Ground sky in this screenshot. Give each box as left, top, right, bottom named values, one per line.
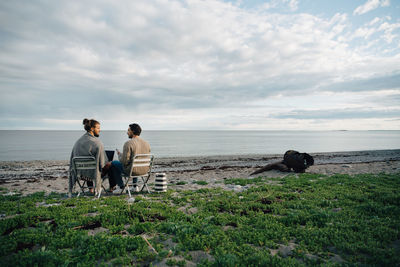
left=0, top=0, right=399, bottom=130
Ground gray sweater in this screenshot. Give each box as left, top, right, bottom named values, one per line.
left=69, top=132, right=107, bottom=195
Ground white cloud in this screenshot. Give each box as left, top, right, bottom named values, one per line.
left=353, top=16, right=400, bottom=48
left=260, top=0, right=299, bottom=12
left=288, top=0, right=299, bottom=11
left=354, top=0, right=390, bottom=15
left=0, top=0, right=399, bottom=130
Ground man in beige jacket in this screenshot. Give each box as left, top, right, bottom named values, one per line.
left=109, top=123, right=151, bottom=193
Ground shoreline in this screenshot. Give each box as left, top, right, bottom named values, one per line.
left=0, top=149, right=399, bottom=195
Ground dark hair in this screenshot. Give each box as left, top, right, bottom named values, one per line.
left=129, top=123, right=142, bottom=136
left=83, top=118, right=100, bottom=132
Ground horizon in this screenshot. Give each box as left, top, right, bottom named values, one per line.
left=0, top=129, right=399, bottom=132
left=1, top=0, right=399, bottom=131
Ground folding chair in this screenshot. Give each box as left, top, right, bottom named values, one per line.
left=121, top=154, right=154, bottom=198
left=71, top=156, right=97, bottom=197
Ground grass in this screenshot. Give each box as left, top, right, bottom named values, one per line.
left=0, top=173, right=399, bottom=266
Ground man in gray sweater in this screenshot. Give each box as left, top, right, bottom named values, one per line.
left=69, top=119, right=108, bottom=197
left=109, top=123, right=151, bottom=193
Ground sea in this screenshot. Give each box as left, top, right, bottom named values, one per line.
left=0, top=130, right=399, bottom=161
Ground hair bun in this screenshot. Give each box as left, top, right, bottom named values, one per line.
left=83, top=118, right=89, bottom=125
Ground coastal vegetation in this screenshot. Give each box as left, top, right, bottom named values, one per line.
left=0, top=172, right=399, bottom=266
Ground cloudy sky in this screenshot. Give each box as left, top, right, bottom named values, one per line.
left=0, top=0, right=399, bottom=130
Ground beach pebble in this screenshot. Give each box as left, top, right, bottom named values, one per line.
left=278, top=245, right=293, bottom=257
left=36, top=202, right=61, bottom=207
left=188, top=207, right=198, bottom=214
left=233, top=185, right=243, bottom=192
left=305, top=254, right=319, bottom=261
left=330, top=254, right=345, bottom=263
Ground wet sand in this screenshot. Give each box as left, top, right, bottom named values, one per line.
left=0, top=149, right=399, bottom=195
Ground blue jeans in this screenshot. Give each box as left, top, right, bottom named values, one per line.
left=109, top=161, right=137, bottom=189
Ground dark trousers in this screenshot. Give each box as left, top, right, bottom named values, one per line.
left=108, top=161, right=138, bottom=189
left=108, top=161, right=124, bottom=188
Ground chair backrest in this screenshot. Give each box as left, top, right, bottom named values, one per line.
left=72, top=156, right=97, bottom=177
left=129, top=154, right=154, bottom=176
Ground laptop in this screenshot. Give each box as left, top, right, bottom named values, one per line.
left=105, top=150, right=115, bottom=162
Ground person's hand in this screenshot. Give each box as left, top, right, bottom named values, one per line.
left=116, top=149, right=121, bottom=155
left=101, top=162, right=112, bottom=177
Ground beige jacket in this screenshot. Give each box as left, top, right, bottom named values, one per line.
left=119, top=136, right=151, bottom=175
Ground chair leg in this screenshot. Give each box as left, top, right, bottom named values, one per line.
left=121, top=177, right=132, bottom=198
left=127, top=186, right=132, bottom=198
left=126, top=181, right=132, bottom=198
left=76, top=179, right=86, bottom=197
left=97, top=188, right=102, bottom=199
left=140, top=176, right=151, bottom=193
left=144, top=183, right=150, bottom=193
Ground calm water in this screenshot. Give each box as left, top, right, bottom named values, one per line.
left=0, top=130, right=399, bottom=161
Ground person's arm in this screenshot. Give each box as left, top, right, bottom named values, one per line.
left=116, top=148, right=121, bottom=161
left=120, top=142, right=131, bottom=168
left=68, top=150, right=74, bottom=197
left=98, top=143, right=106, bottom=170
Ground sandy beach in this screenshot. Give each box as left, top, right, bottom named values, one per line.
left=1, top=149, right=399, bottom=196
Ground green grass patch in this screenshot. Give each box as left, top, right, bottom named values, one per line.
left=224, top=176, right=265, bottom=186
left=1, top=173, right=399, bottom=266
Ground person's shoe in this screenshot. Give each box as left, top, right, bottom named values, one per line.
left=133, top=186, right=140, bottom=192
left=112, top=187, right=124, bottom=194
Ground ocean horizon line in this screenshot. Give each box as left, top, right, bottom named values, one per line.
left=1, top=129, right=399, bottom=132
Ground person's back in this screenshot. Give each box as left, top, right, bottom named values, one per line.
left=69, top=119, right=106, bottom=196
left=71, top=133, right=103, bottom=159
left=121, top=136, right=151, bottom=175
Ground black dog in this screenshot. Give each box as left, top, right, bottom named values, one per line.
left=251, top=150, right=314, bottom=175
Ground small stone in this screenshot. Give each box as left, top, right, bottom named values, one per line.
left=188, top=207, right=198, bottom=214
left=330, top=254, right=345, bottom=263
left=279, top=245, right=293, bottom=257
left=305, top=254, right=319, bottom=261
left=233, top=185, right=242, bottom=192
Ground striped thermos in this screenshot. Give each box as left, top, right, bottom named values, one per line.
left=154, top=173, right=167, bottom=192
